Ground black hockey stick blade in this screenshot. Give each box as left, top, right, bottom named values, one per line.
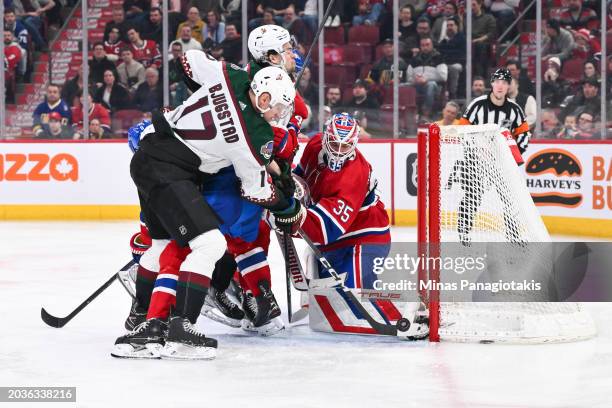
left=41, top=260, right=136, bottom=328
left=298, top=229, right=405, bottom=336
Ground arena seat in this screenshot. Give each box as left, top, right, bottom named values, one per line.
left=348, top=25, right=380, bottom=46
left=561, top=58, right=586, bottom=83
left=341, top=44, right=373, bottom=64
left=377, top=104, right=409, bottom=134
left=382, top=85, right=417, bottom=107
left=323, top=27, right=345, bottom=46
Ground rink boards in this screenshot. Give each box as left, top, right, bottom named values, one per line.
left=0, top=139, right=610, bottom=237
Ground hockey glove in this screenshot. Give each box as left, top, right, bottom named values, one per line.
left=272, top=198, right=306, bottom=235
left=270, top=159, right=296, bottom=199
left=130, top=232, right=151, bottom=263
left=272, top=123, right=299, bottom=161
left=128, top=119, right=152, bottom=153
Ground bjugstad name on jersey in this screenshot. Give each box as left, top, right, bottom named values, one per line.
left=209, top=83, right=239, bottom=143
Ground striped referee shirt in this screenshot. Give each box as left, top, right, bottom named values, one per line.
left=459, top=93, right=531, bottom=153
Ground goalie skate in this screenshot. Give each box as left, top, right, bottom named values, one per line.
left=201, top=286, right=244, bottom=328
left=160, top=317, right=217, bottom=360
left=111, top=318, right=166, bottom=359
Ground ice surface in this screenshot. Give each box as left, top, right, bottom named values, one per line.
left=1, top=222, right=610, bottom=408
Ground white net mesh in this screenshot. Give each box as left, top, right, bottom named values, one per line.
left=430, top=124, right=596, bottom=343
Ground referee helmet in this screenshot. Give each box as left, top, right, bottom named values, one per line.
left=490, top=68, right=512, bottom=84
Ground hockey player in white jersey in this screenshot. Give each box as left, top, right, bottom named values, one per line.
left=112, top=53, right=302, bottom=359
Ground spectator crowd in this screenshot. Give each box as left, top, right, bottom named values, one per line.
left=3, top=0, right=611, bottom=139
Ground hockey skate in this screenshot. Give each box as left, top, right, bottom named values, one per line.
left=201, top=286, right=245, bottom=328
left=240, top=280, right=284, bottom=336
left=124, top=299, right=147, bottom=331
left=111, top=318, right=167, bottom=359
left=160, top=317, right=217, bottom=360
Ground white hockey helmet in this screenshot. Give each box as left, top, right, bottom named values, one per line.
left=248, top=25, right=294, bottom=69
left=250, top=66, right=296, bottom=120
left=323, top=112, right=360, bottom=172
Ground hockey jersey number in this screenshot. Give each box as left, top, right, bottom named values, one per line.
left=332, top=200, right=353, bottom=223
left=173, top=96, right=217, bottom=140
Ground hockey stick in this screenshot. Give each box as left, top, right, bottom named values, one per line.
left=282, top=231, right=294, bottom=323
left=41, top=260, right=136, bottom=328
left=294, top=0, right=337, bottom=85
left=276, top=231, right=308, bottom=291
left=297, top=229, right=410, bottom=336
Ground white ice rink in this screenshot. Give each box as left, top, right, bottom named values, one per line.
left=1, top=221, right=611, bottom=408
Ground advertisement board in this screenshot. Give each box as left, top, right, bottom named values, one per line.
left=1, top=140, right=610, bottom=236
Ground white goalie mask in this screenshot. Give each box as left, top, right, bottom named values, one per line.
left=248, top=25, right=295, bottom=71
left=322, top=113, right=360, bottom=172
left=250, top=66, right=296, bottom=120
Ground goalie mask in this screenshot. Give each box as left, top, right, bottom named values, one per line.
left=248, top=25, right=296, bottom=72
left=323, top=113, right=359, bottom=172
left=250, top=66, right=296, bottom=120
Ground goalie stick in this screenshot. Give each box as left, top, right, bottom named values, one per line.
left=297, top=228, right=411, bottom=336
left=41, top=260, right=136, bottom=328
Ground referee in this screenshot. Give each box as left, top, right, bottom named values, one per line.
left=459, top=68, right=531, bottom=154
left=456, top=68, right=529, bottom=245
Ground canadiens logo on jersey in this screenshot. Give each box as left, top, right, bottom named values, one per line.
left=260, top=140, right=274, bottom=159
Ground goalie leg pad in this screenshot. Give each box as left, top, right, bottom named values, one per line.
left=315, top=243, right=390, bottom=289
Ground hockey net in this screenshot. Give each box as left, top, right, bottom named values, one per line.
left=417, top=123, right=596, bottom=343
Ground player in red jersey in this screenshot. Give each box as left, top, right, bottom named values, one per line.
left=267, top=112, right=396, bottom=335
left=126, top=26, right=161, bottom=69
left=290, top=112, right=391, bottom=288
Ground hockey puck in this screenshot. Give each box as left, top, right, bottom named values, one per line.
left=396, top=318, right=411, bottom=332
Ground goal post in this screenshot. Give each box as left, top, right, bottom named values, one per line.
left=417, top=123, right=596, bottom=343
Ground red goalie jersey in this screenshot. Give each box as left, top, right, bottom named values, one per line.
left=294, top=134, right=390, bottom=252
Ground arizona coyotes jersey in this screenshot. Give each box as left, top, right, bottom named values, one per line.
left=295, top=134, right=390, bottom=251
left=142, top=56, right=278, bottom=206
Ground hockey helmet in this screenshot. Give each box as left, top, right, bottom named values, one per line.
left=250, top=66, right=296, bottom=119
left=323, top=112, right=360, bottom=172
left=248, top=25, right=295, bottom=69
left=490, top=68, right=512, bottom=84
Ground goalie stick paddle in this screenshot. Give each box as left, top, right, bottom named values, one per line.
left=41, top=260, right=136, bottom=328
left=297, top=229, right=411, bottom=336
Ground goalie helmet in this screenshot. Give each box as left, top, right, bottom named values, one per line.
left=323, top=112, right=360, bottom=172
left=248, top=25, right=294, bottom=70
left=250, top=66, right=296, bottom=120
